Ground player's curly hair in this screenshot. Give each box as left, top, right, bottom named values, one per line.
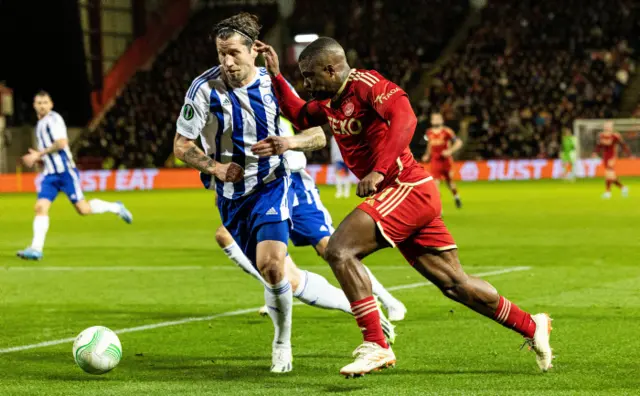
left=210, top=13, right=261, bottom=49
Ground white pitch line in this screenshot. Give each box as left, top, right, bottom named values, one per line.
left=2, top=265, right=501, bottom=272
left=2, top=266, right=206, bottom=272
left=0, top=266, right=530, bottom=354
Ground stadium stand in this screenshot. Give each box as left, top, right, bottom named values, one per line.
left=419, top=0, right=639, bottom=159
left=75, top=0, right=639, bottom=167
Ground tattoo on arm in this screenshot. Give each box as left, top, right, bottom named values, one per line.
left=289, top=127, right=326, bottom=152
left=174, top=134, right=216, bottom=174
left=42, top=139, right=68, bottom=155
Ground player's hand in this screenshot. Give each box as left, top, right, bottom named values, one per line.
left=251, top=136, right=291, bottom=157
left=214, top=162, right=244, bottom=183
left=421, top=154, right=430, bottom=163
left=22, top=149, right=41, bottom=168
left=357, top=171, right=384, bottom=198
left=441, top=150, right=452, bottom=158
left=254, top=40, right=280, bottom=77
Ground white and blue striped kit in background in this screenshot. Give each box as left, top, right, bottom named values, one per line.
left=36, top=111, right=84, bottom=203
left=36, top=111, right=76, bottom=175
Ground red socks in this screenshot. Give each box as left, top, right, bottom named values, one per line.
left=493, top=296, right=536, bottom=339
left=351, top=296, right=388, bottom=348
left=606, top=179, right=624, bottom=191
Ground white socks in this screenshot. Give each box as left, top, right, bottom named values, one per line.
left=293, top=270, right=352, bottom=314
left=30, top=215, right=49, bottom=252
left=222, top=242, right=266, bottom=285
left=264, top=279, right=293, bottom=347
left=364, top=265, right=402, bottom=309
left=88, top=199, right=121, bottom=214
left=335, top=174, right=351, bottom=197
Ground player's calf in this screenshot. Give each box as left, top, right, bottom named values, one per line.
left=412, top=249, right=552, bottom=371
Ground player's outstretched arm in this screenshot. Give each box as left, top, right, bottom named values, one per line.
left=173, top=133, right=243, bottom=182
left=255, top=40, right=326, bottom=130
left=445, top=138, right=463, bottom=158
left=617, top=134, right=633, bottom=157
left=252, top=127, right=326, bottom=157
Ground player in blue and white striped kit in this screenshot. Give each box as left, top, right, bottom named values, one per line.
left=215, top=117, right=407, bottom=325
left=173, top=13, right=319, bottom=373
left=17, top=91, right=132, bottom=261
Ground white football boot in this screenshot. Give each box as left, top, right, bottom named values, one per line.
left=385, top=301, right=407, bottom=322
left=622, top=186, right=629, bottom=198
left=523, top=313, right=554, bottom=372
left=258, top=305, right=269, bottom=316
left=271, top=344, right=292, bottom=373
left=602, top=191, right=612, bottom=199
left=339, top=342, right=396, bottom=378
left=378, top=304, right=396, bottom=346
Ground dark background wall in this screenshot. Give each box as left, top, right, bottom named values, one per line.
left=0, top=0, right=91, bottom=126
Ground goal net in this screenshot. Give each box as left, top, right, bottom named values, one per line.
left=573, top=118, right=640, bottom=159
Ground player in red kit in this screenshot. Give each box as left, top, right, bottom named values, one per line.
left=252, top=37, right=553, bottom=377
left=593, top=121, right=632, bottom=199
left=422, top=112, right=463, bottom=208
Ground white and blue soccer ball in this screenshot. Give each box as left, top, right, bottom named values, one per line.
left=72, top=326, right=122, bottom=374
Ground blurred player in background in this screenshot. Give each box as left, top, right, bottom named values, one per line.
left=561, top=127, right=577, bottom=181
left=17, top=91, right=132, bottom=260
left=422, top=113, right=463, bottom=208
left=593, top=121, right=632, bottom=198
left=331, top=135, right=351, bottom=198
left=258, top=37, right=553, bottom=377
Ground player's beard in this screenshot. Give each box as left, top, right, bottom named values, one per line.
left=310, top=90, right=333, bottom=100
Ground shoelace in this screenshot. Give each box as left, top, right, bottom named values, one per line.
left=351, top=343, right=379, bottom=358
left=520, top=338, right=534, bottom=351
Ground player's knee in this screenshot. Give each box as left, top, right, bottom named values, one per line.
left=440, top=276, right=471, bottom=302
left=75, top=204, right=91, bottom=216
left=324, top=240, right=351, bottom=268
left=214, top=226, right=233, bottom=248
left=257, top=254, right=286, bottom=284
left=34, top=202, right=48, bottom=215
left=315, top=237, right=329, bottom=260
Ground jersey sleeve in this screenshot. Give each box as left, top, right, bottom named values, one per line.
left=176, top=86, right=210, bottom=140
left=272, top=73, right=327, bottom=129
left=356, top=71, right=408, bottom=119
left=50, top=113, right=68, bottom=140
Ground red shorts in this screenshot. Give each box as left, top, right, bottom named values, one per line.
left=430, top=159, right=453, bottom=180
left=357, top=176, right=457, bottom=265
left=603, top=157, right=616, bottom=170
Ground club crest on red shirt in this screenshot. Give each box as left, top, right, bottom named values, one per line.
left=343, top=102, right=355, bottom=116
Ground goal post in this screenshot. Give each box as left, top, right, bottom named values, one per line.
left=573, top=118, right=640, bottom=159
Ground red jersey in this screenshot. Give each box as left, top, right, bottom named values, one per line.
left=426, top=127, right=457, bottom=161
left=595, top=132, right=631, bottom=160
left=272, top=69, right=428, bottom=190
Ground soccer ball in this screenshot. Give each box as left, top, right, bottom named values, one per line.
left=72, top=326, right=122, bottom=374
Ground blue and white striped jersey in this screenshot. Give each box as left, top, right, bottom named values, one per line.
left=35, top=111, right=75, bottom=175
left=177, top=66, right=298, bottom=200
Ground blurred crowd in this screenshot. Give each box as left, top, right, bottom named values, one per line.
left=417, top=0, right=639, bottom=159
left=76, top=0, right=639, bottom=168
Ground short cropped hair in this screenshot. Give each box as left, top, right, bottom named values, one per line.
left=35, top=90, right=51, bottom=98
left=298, top=37, right=343, bottom=63
left=210, top=13, right=261, bottom=49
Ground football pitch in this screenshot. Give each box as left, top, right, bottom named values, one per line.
left=1, top=179, right=639, bottom=395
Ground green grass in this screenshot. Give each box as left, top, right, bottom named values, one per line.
left=1, top=179, right=639, bottom=395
